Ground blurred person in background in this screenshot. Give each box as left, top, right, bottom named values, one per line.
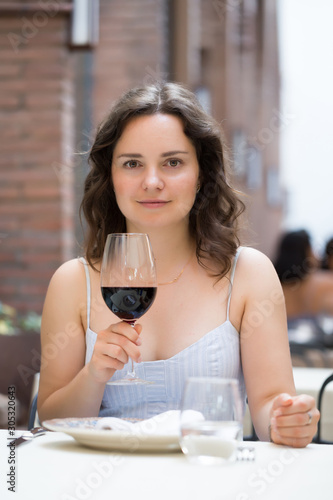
left=321, top=237, right=333, bottom=271
left=274, top=229, right=333, bottom=321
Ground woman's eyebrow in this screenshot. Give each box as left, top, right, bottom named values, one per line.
left=161, top=150, right=189, bottom=157
left=116, top=153, right=143, bottom=159
left=116, top=150, right=189, bottom=159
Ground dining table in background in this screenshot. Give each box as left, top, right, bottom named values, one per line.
left=1, top=429, right=333, bottom=500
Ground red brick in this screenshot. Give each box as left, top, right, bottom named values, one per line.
left=1, top=140, right=60, bottom=154
left=0, top=252, right=16, bottom=263
left=1, top=46, right=66, bottom=62
left=1, top=267, right=52, bottom=280
left=0, top=126, right=23, bottom=140
left=0, top=79, right=62, bottom=93
left=0, top=186, right=21, bottom=198
left=5, top=299, right=44, bottom=315
left=25, top=218, right=61, bottom=231
left=24, top=92, right=63, bottom=109
left=0, top=94, right=21, bottom=108
left=20, top=252, right=59, bottom=264
left=23, top=61, right=70, bottom=78
left=0, top=64, right=22, bottom=77
left=0, top=219, right=19, bottom=231
left=3, top=236, right=60, bottom=249
left=29, top=30, right=68, bottom=45
left=22, top=184, right=60, bottom=199
left=0, top=169, right=58, bottom=182
left=0, top=284, right=17, bottom=296
left=27, top=126, right=62, bottom=141
left=0, top=202, right=60, bottom=216
left=4, top=29, right=67, bottom=47
left=0, top=109, right=62, bottom=124
left=20, top=284, right=50, bottom=296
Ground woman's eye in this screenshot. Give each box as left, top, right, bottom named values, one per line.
left=166, top=159, right=181, bottom=167
left=124, top=160, right=140, bottom=169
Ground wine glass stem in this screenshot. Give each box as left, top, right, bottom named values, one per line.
left=129, top=360, right=136, bottom=377
left=127, top=321, right=137, bottom=379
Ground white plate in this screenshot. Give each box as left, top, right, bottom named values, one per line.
left=42, top=417, right=181, bottom=452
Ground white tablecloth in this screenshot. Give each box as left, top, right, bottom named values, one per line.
left=243, top=367, right=333, bottom=441
left=1, top=430, right=332, bottom=500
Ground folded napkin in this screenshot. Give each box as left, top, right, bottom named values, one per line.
left=95, top=410, right=181, bottom=436
left=95, top=409, right=206, bottom=436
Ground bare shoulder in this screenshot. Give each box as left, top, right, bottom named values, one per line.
left=43, top=258, right=88, bottom=315
left=235, top=246, right=283, bottom=299
left=228, top=247, right=285, bottom=332
left=237, top=246, right=277, bottom=276
left=47, top=258, right=86, bottom=290
left=42, top=258, right=88, bottom=334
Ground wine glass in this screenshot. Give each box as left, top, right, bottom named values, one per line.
left=100, top=233, right=157, bottom=385
left=179, top=377, right=243, bottom=464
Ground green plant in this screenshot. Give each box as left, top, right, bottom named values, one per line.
left=0, top=302, right=41, bottom=335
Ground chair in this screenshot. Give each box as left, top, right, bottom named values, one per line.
left=243, top=423, right=258, bottom=441
left=288, top=317, right=330, bottom=368
left=28, top=393, right=39, bottom=430
left=28, top=372, right=40, bottom=429
left=315, top=372, right=333, bottom=444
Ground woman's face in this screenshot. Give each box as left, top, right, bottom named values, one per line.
left=111, top=113, right=200, bottom=233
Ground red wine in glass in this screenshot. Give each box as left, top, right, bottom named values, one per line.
left=101, top=287, right=157, bottom=322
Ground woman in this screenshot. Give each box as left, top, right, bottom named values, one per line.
left=38, top=82, right=319, bottom=447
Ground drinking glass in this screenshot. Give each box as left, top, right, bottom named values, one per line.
left=100, top=233, right=157, bottom=385
left=179, top=377, right=243, bottom=464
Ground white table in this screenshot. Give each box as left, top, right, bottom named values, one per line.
left=1, top=430, right=332, bottom=500
left=243, top=367, right=333, bottom=441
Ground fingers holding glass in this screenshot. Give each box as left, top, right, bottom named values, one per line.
left=89, top=323, right=142, bottom=382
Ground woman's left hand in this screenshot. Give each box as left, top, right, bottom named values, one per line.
left=269, top=393, right=320, bottom=447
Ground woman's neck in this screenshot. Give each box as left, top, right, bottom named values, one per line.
left=128, top=224, right=196, bottom=283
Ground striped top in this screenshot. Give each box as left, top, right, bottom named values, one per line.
left=83, top=248, right=246, bottom=419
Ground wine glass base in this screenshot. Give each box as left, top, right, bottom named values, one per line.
left=106, top=378, right=154, bottom=386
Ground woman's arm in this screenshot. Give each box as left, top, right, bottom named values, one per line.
left=37, top=259, right=142, bottom=422
left=238, top=248, right=319, bottom=447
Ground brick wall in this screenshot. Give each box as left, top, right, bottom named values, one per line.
left=0, top=0, right=170, bottom=315
left=92, top=0, right=169, bottom=125
left=0, top=5, right=75, bottom=313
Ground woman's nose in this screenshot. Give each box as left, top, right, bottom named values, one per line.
left=141, top=166, right=164, bottom=190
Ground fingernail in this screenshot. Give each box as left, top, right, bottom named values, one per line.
left=136, top=338, right=142, bottom=346
left=271, top=417, right=277, bottom=430
left=137, top=356, right=142, bottom=363
left=274, top=409, right=282, bottom=417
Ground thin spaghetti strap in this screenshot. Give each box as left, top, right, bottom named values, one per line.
left=79, top=257, right=91, bottom=330
left=226, top=247, right=243, bottom=321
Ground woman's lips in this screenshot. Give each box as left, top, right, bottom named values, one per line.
left=138, top=200, right=170, bottom=209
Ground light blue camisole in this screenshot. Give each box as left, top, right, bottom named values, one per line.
left=83, top=248, right=247, bottom=419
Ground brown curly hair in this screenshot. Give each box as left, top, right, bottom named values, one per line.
left=80, top=82, right=245, bottom=279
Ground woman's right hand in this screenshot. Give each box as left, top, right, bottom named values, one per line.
left=88, top=321, right=142, bottom=383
